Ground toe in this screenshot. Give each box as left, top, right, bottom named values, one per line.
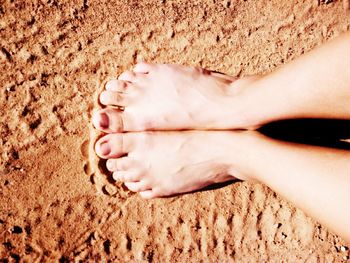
left=95, top=133, right=134, bottom=159
left=124, top=181, right=151, bottom=192
left=118, top=70, right=137, bottom=82
left=92, top=108, right=137, bottom=132
left=133, top=62, right=155, bottom=74
left=99, top=90, right=132, bottom=107
left=92, top=110, right=110, bottom=130
left=92, top=108, right=145, bottom=133
left=105, top=79, right=128, bottom=92
left=106, top=157, right=134, bottom=172
left=139, top=190, right=157, bottom=199
left=113, top=170, right=142, bottom=182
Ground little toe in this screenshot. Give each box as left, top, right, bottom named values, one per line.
left=133, top=62, right=155, bottom=74
left=139, top=190, right=157, bottom=199
left=99, top=90, right=132, bottom=107
left=113, top=171, right=142, bottom=182
left=124, top=181, right=151, bottom=192
left=105, top=79, right=128, bottom=92
left=95, top=134, right=133, bottom=159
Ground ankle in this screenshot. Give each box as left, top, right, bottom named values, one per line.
left=222, top=75, right=267, bottom=129
left=223, top=131, right=265, bottom=182
left=230, top=73, right=303, bottom=129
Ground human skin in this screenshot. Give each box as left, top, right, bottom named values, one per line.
left=242, top=133, right=350, bottom=244
left=94, top=130, right=350, bottom=243
left=93, top=32, right=350, bottom=242
left=92, top=64, right=260, bottom=132
left=92, top=33, right=350, bottom=133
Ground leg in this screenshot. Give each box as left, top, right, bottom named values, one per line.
left=95, top=131, right=350, bottom=243
left=249, top=31, right=350, bottom=121
left=92, top=32, right=350, bottom=132
left=248, top=134, right=350, bottom=244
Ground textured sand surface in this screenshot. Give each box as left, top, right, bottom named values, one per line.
left=1, top=0, right=350, bottom=261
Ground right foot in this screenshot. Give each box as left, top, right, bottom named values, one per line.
left=92, top=62, right=260, bottom=132
left=94, top=131, right=255, bottom=199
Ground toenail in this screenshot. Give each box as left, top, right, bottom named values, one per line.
left=100, top=142, right=111, bottom=155
left=112, top=172, right=119, bottom=181
left=105, top=80, right=115, bottom=90
left=99, top=113, right=109, bottom=128
left=106, top=159, right=115, bottom=171
left=100, top=92, right=108, bottom=102
left=113, top=173, right=123, bottom=182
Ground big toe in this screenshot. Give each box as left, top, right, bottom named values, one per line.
left=92, top=108, right=136, bottom=133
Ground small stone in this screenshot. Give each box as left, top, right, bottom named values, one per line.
left=114, top=34, right=122, bottom=43
left=223, top=0, right=231, bottom=8
left=340, top=245, right=348, bottom=252
left=6, top=85, right=15, bottom=92
left=17, top=47, right=31, bottom=61
left=166, top=29, right=175, bottom=39
left=11, top=226, right=23, bottom=234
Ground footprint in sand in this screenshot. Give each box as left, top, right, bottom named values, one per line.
left=80, top=139, right=96, bottom=185
left=81, top=79, right=133, bottom=199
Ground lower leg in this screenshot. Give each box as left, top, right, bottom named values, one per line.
left=242, top=134, right=350, bottom=243
left=92, top=32, right=350, bottom=133
left=95, top=130, right=350, bottom=242
left=237, top=32, right=350, bottom=125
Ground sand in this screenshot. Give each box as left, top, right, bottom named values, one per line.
left=1, top=0, right=350, bottom=261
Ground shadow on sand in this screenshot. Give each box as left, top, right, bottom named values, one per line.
left=258, top=118, right=350, bottom=150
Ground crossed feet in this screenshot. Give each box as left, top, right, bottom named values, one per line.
left=93, top=62, right=261, bottom=199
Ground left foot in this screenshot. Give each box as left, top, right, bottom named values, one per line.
left=94, top=131, right=253, bottom=199
left=92, top=62, right=260, bottom=132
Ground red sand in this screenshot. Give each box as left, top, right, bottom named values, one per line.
left=1, top=0, right=350, bottom=261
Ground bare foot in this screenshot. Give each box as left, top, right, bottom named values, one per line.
left=94, top=131, right=254, bottom=199
left=92, top=62, right=260, bottom=132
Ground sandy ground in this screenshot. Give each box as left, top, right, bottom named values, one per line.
left=1, top=0, right=350, bottom=261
